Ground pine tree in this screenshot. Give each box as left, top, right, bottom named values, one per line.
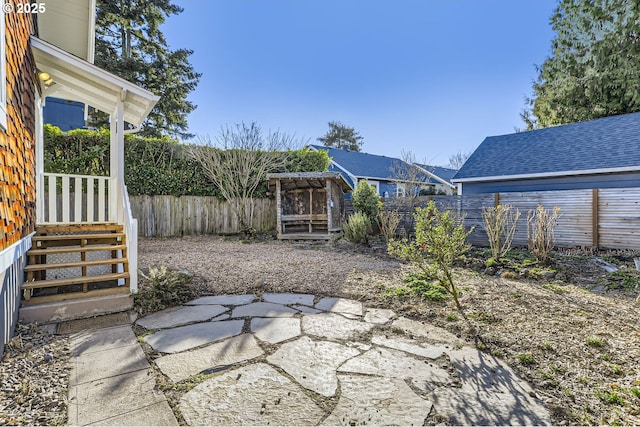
left=317, top=121, right=364, bottom=151
left=522, top=0, right=640, bottom=129
left=93, top=0, right=201, bottom=138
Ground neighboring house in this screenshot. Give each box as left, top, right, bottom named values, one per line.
left=309, top=145, right=456, bottom=196
left=1, top=0, right=158, bottom=355
left=43, top=98, right=85, bottom=131
left=413, top=164, right=457, bottom=195
left=452, top=112, right=640, bottom=195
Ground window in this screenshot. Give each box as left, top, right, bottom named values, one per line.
left=0, top=7, right=7, bottom=131
left=396, top=183, right=406, bottom=198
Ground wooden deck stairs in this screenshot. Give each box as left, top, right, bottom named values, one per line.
left=19, top=223, right=134, bottom=324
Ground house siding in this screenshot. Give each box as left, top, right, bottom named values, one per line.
left=460, top=171, right=640, bottom=194
left=0, top=4, right=37, bottom=356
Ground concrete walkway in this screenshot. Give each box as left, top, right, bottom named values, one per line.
left=67, top=325, right=178, bottom=426
left=68, top=293, right=552, bottom=426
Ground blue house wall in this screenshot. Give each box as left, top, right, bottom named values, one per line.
left=460, top=171, right=640, bottom=194
left=43, top=97, right=85, bottom=131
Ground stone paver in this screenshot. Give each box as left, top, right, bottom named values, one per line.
left=339, top=346, right=450, bottom=392
left=104, top=292, right=553, bottom=427
left=323, top=375, right=432, bottom=426
left=364, top=308, right=395, bottom=324
left=315, top=297, right=363, bottom=316
left=179, top=363, right=325, bottom=426
left=447, top=346, right=535, bottom=395
left=263, top=293, right=315, bottom=306
left=428, top=387, right=551, bottom=426
left=267, top=336, right=360, bottom=397
left=155, top=334, right=264, bottom=383
left=291, top=304, right=322, bottom=314
left=144, top=320, right=244, bottom=353
left=251, top=318, right=301, bottom=344
left=392, top=316, right=465, bottom=346
left=231, top=302, right=298, bottom=318
left=371, top=334, right=449, bottom=360
left=136, top=305, right=227, bottom=330
left=187, top=294, right=256, bottom=306
left=302, top=312, right=373, bottom=340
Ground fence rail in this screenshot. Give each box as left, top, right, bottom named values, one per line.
left=381, top=188, right=640, bottom=250
left=130, top=188, right=640, bottom=250
left=130, top=195, right=277, bottom=237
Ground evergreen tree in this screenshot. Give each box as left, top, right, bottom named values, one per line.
left=522, top=0, right=640, bottom=129
left=317, top=121, right=364, bottom=151
left=93, top=0, right=201, bottom=138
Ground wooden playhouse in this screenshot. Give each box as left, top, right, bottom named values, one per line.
left=267, top=172, right=352, bottom=240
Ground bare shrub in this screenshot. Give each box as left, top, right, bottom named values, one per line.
left=482, top=205, right=521, bottom=261
left=527, top=205, right=561, bottom=266
left=378, top=210, right=402, bottom=240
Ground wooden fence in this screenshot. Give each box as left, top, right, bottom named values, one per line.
left=130, top=196, right=277, bottom=237
left=381, top=187, right=640, bottom=250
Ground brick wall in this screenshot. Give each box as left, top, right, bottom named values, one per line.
left=0, top=2, right=37, bottom=250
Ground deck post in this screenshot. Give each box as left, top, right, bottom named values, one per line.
left=109, top=96, right=125, bottom=223
left=326, top=178, right=332, bottom=235
left=275, top=179, right=282, bottom=239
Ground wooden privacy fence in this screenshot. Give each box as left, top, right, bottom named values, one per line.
left=381, top=187, right=640, bottom=251
left=130, top=196, right=277, bottom=237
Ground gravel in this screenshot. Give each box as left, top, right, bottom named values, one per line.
left=3, top=236, right=639, bottom=426
left=0, top=324, right=70, bottom=426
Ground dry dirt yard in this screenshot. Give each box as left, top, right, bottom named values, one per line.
left=139, top=235, right=640, bottom=426
left=1, top=235, right=639, bottom=426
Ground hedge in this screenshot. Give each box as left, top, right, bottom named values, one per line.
left=43, top=125, right=330, bottom=198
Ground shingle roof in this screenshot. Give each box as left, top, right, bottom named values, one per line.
left=309, top=145, right=406, bottom=180
left=454, top=112, right=640, bottom=181
left=415, top=164, right=458, bottom=185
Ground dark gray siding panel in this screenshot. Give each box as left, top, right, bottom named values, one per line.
left=461, top=171, right=640, bottom=194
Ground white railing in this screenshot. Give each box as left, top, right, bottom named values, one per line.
left=120, top=182, right=138, bottom=292
left=41, top=173, right=111, bottom=223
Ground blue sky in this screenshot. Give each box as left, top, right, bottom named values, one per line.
left=162, top=0, right=557, bottom=166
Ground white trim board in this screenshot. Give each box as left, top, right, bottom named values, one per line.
left=0, top=233, right=35, bottom=273
left=452, top=165, right=640, bottom=183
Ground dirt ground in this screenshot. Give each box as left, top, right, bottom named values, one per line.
left=139, top=235, right=640, bottom=426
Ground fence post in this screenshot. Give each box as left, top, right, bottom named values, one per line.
left=592, top=188, right=599, bottom=248
left=494, top=192, right=500, bottom=207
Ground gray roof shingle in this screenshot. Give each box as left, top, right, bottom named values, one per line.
left=454, top=112, right=640, bottom=181
left=310, top=145, right=406, bottom=180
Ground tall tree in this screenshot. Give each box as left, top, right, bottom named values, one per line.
left=522, top=1, right=640, bottom=130
left=94, top=0, right=201, bottom=138
left=317, top=121, right=364, bottom=151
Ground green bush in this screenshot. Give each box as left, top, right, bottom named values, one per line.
left=134, top=266, right=197, bottom=316
left=388, top=201, right=473, bottom=311
left=352, top=180, right=382, bottom=220
left=343, top=212, right=372, bottom=244
left=43, top=125, right=330, bottom=197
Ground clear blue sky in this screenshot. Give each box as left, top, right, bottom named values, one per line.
left=162, top=0, right=557, bottom=166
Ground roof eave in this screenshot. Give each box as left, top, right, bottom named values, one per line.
left=452, top=165, right=640, bottom=183
left=31, top=36, right=160, bottom=127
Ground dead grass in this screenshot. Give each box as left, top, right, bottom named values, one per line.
left=139, top=236, right=640, bottom=425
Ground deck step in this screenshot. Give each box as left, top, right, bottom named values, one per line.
left=24, top=258, right=129, bottom=272
left=27, top=244, right=126, bottom=256
left=36, top=223, right=123, bottom=234
left=19, top=293, right=133, bottom=322
left=33, top=233, right=124, bottom=241
left=22, top=272, right=129, bottom=290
